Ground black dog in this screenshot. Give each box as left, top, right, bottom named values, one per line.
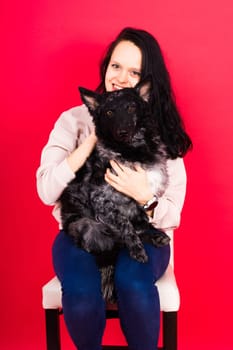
left=60, top=78, right=170, bottom=300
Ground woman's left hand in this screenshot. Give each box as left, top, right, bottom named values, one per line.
left=104, top=160, right=154, bottom=205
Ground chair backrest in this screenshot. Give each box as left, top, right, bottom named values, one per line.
left=166, top=229, right=174, bottom=268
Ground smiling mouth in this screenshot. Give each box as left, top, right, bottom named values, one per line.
left=112, top=84, right=124, bottom=91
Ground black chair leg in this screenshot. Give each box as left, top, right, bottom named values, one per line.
left=45, top=309, right=61, bottom=350
left=162, top=311, right=177, bottom=350
left=103, top=347, right=128, bottom=349
left=44, top=308, right=177, bottom=350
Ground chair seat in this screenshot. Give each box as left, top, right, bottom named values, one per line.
left=42, top=264, right=180, bottom=312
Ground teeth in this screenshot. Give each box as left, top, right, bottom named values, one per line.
left=114, top=85, right=123, bottom=90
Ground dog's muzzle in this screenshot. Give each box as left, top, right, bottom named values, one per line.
left=115, top=129, right=133, bottom=142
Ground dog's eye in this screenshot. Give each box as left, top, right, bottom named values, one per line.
left=106, top=110, right=113, bottom=117
left=127, top=106, right=136, bottom=114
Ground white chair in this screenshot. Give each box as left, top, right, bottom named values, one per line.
left=42, top=230, right=180, bottom=350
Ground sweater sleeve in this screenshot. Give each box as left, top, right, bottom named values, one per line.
left=150, top=157, right=187, bottom=231
left=36, top=105, right=94, bottom=205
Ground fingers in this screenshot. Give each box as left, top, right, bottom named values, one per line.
left=104, top=160, right=153, bottom=205
left=104, top=161, right=126, bottom=189
left=109, top=160, right=143, bottom=175
left=134, top=163, right=144, bottom=173
left=109, top=160, right=125, bottom=175
left=105, top=167, right=118, bottom=184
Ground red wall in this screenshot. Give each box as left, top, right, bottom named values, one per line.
left=1, top=1, right=233, bottom=349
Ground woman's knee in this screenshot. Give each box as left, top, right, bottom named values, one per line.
left=62, top=279, right=104, bottom=314
left=114, top=259, right=153, bottom=301
left=114, top=244, right=170, bottom=301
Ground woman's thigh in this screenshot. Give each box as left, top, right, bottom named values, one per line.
left=52, top=230, right=103, bottom=294
left=114, top=242, right=170, bottom=291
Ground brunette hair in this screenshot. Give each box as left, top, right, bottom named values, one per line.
left=96, top=27, right=192, bottom=159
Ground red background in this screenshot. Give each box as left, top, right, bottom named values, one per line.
left=1, top=1, right=232, bottom=349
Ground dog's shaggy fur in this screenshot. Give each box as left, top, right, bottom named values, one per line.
left=60, top=78, right=170, bottom=301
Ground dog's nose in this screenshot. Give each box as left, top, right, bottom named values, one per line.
left=116, top=129, right=130, bottom=141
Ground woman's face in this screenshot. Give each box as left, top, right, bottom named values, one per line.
left=105, top=40, right=142, bottom=92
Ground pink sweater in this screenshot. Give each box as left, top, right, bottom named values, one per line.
left=36, top=105, right=187, bottom=232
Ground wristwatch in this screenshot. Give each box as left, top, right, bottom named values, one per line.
left=143, top=195, right=159, bottom=211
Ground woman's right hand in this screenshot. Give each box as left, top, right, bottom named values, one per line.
left=67, top=131, right=97, bottom=173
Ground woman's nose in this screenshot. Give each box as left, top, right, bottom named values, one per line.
left=117, top=69, right=128, bottom=84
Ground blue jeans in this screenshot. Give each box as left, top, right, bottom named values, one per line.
left=52, top=230, right=170, bottom=350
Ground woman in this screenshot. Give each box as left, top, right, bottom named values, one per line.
left=36, top=27, right=192, bottom=350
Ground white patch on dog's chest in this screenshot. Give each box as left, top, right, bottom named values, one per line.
left=146, top=163, right=168, bottom=198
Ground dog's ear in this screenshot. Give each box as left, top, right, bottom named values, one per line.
left=136, top=77, right=152, bottom=102
left=78, top=87, right=100, bottom=111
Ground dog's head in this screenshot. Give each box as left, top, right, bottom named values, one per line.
left=79, top=78, right=164, bottom=163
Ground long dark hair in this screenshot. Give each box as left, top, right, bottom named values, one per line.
left=96, top=27, right=192, bottom=159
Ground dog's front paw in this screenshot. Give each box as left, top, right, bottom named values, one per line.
left=142, top=227, right=171, bottom=247
left=150, top=230, right=170, bottom=247
left=130, top=247, right=148, bottom=263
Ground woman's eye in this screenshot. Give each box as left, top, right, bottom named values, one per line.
left=112, top=63, right=119, bottom=69
left=131, top=70, right=141, bottom=77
